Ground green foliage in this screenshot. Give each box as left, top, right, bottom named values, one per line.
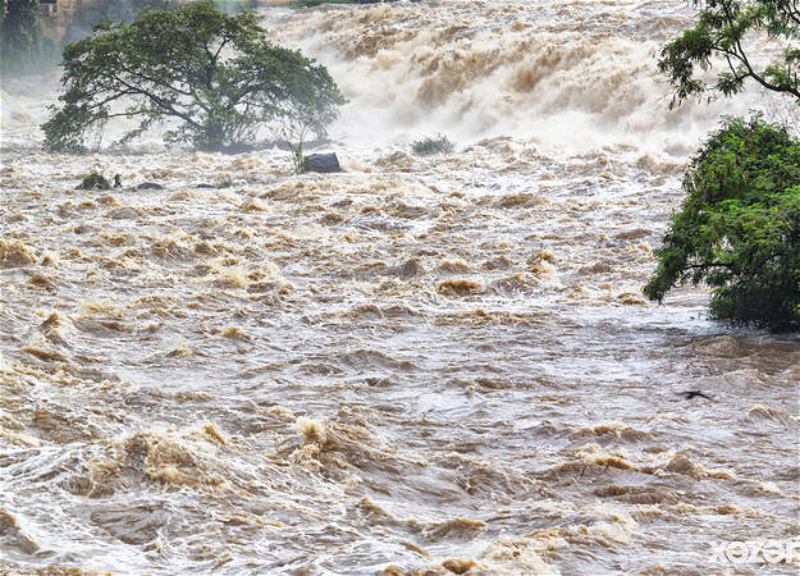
left=411, top=134, right=455, bottom=156
left=644, top=116, right=800, bottom=330
left=42, top=1, right=346, bottom=153
left=77, top=170, right=121, bottom=189
left=659, top=0, right=800, bottom=102
left=656, top=3, right=800, bottom=329
left=0, top=0, right=59, bottom=76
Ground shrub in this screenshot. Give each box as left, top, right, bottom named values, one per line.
left=411, top=134, right=455, bottom=156
left=644, top=116, right=800, bottom=330
left=77, top=171, right=122, bottom=190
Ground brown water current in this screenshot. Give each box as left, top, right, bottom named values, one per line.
left=1, top=1, right=799, bottom=574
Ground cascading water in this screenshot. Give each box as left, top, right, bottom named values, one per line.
left=0, top=1, right=797, bottom=575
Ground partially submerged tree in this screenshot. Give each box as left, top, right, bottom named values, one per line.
left=644, top=116, right=800, bottom=330
left=42, top=1, right=346, bottom=153
left=658, top=0, right=800, bottom=102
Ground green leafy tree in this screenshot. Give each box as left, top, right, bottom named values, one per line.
left=652, top=1, right=800, bottom=329
left=658, top=0, right=800, bottom=101
left=42, top=1, right=346, bottom=153
left=644, top=116, right=800, bottom=329
left=1, top=0, right=58, bottom=76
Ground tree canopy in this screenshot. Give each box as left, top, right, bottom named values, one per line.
left=644, top=116, right=800, bottom=329
left=651, top=1, right=800, bottom=329
left=42, top=1, right=346, bottom=153
left=659, top=0, right=800, bottom=102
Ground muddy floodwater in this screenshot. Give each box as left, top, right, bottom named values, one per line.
left=1, top=1, right=798, bottom=574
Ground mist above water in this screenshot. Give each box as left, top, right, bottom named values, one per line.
left=265, top=0, right=787, bottom=159
left=2, top=0, right=790, bottom=158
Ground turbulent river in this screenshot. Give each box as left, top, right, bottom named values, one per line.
left=1, top=1, right=799, bottom=574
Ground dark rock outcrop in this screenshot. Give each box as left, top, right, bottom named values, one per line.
left=303, top=153, right=341, bottom=174
left=138, top=182, right=164, bottom=190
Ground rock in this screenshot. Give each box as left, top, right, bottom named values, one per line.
left=303, top=153, right=341, bottom=174
left=137, top=182, right=164, bottom=190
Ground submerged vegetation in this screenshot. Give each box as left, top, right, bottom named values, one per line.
left=42, top=0, right=345, bottom=153
left=76, top=171, right=121, bottom=190
left=645, top=117, right=800, bottom=330
left=411, top=134, right=455, bottom=156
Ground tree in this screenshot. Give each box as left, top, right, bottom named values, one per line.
left=644, top=116, right=800, bottom=330
left=651, top=1, right=800, bottom=329
left=658, top=0, right=800, bottom=102
left=42, top=1, right=346, bottom=153
left=1, top=0, right=58, bottom=76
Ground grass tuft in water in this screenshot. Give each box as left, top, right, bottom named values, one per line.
left=411, top=134, right=455, bottom=156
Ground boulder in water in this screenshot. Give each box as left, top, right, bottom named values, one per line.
left=303, top=153, right=340, bottom=174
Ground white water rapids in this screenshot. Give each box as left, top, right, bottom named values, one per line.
left=0, top=1, right=798, bottom=575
